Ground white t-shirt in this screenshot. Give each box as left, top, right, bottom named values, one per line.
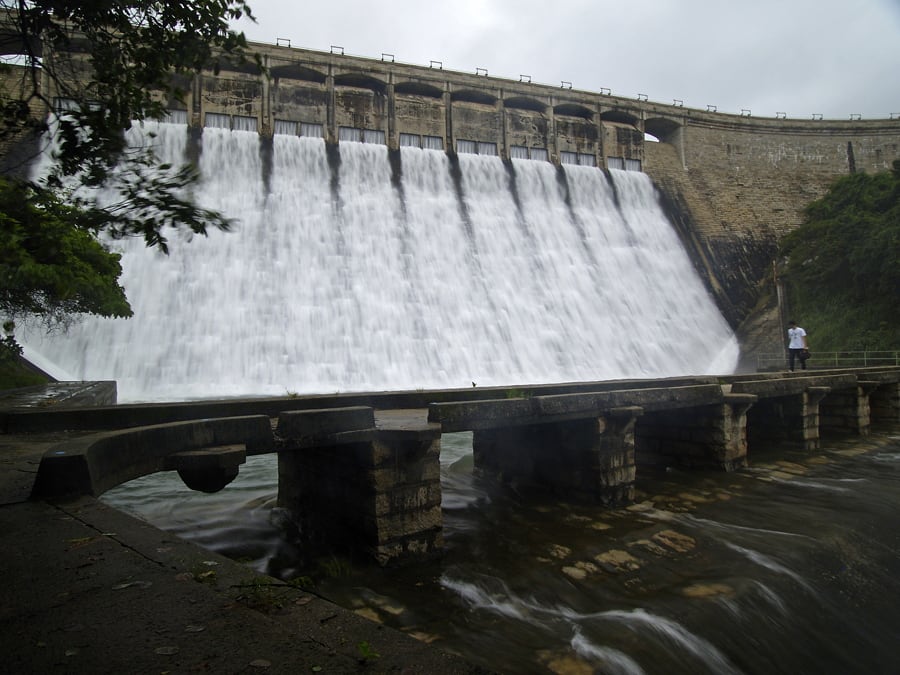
left=788, top=326, right=807, bottom=349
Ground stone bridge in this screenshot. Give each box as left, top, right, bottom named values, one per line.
left=10, top=367, right=899, bottom=566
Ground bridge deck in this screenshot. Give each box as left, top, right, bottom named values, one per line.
left=374, top=408, right=431, bottom=431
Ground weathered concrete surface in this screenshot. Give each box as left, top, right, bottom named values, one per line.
left=0, top=380, right=117, bottom=409
left=277, top=407, right=444, bottom=566
left=473, top=406, right=642, bottom=505
left=0, top=492, right=489, bottom=673
left=0, top=376, right=716, bottom=434
left=428, top=384, right=725, bottom=431
left=0, top=417, right=491, bottom=673
left=729, top=373, right=859, bottom=397
left=30, top=415, right=275, bottom=499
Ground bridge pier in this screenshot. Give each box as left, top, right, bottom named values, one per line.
left=745, top=386, right=830, bottom=451
left=866, top=380, right=900, bottom=425
left=275, top=407, right=443, bottom=566
left=635, top=394, right=756, bottom=470
left=820, top=383, right=876, bottom=437
left=472, top=406, right=641, bottom=505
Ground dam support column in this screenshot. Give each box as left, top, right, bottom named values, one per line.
left=276, top=407, right=443, bottom=566
left=866, top=380, right=900, bottom=425
left=472, top=406, right=642, bottom=505
left=443, top=90, right=453, bottom=154
left=819, top=382, right=876, bottom=437
left=635, top=394, right=756, bottom=470
left=745, top=386, right=830, bottom=451
left=325, top=71, right=336, bottom=145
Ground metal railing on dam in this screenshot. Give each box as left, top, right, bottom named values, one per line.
left=757, top=351, right=900, bottom=370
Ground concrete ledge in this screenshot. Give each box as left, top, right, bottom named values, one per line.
left=428, top=398, right=535, bottom=431
left=534, top=384, right=726, bottom=416
left=429, top=384, right=726, bottom=431
left=731, top=374, right=859, bottom=397
left=165, top=444, right=247, bottom=471
left=31, top=415, right=274, bottom=499
left=1, top=376, right=719, bottom=434
left=277, top=405, right=373, bottom=436
left=723, top=393, right=758, bottom=410
left=275, top=406, right=377, bottom=448
left=0, top=381, right=117, bottom=412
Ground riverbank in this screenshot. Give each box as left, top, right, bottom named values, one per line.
left=0, top=395, right=489, bottom=674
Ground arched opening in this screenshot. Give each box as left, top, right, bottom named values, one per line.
left=644, top=117, right=682, bottom=144
left=270, top=64, right=327, bottom=84
left=334, top=73, right=387, bottom=96
left=554, top=102, right=593, bottom=120
left=600, top=109, right=640, bottom=127
left=505, top=96, right=547, bottom=113
left=395, top=81, right=443, bottom=98
left=209, top=58, right=263, bottom=76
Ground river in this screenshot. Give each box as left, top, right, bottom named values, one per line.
left=103, top=426, right=900, bottom=674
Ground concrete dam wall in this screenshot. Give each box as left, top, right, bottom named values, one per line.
left=181, top=41, right=900, bottom=352
left=5, top=31, right=900, bottom=362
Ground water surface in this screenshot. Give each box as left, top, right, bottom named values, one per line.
left=104, top=429, right=900, bottom=673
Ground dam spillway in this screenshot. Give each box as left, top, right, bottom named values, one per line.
left=23, top=122, right=739, bottom=402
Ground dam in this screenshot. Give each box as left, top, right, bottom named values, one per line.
left=4, top=25, right=900, bottom=397
left=23, top=120, right=739, bottom=401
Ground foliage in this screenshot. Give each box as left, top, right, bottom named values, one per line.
left=0, top=176, right=131, bottom=322
left=0, top=0, right=256, bottom=353
left=779, top=161, right=900, bottom=350
left=357, top=641, right=381, bottom=663
left=0, top=317, right=45, bottom=388
left=0, top=357, right=46, bottom=389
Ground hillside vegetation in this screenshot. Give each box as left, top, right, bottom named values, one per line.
left=779, top=160, right=900, bottom=351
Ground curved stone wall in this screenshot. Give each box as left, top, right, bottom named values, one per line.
left=642, top=116, right=899, bottom=357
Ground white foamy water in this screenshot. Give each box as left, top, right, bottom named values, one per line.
left=22, top=123, right=738, bottom=401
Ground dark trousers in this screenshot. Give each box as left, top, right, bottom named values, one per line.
left=789, top=348, right=807, bottom=371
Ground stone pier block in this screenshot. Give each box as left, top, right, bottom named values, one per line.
left=473, top=406, right=641, bottom=505
left=636, top=395, right=755, bottom=470
left=276, top=407, right=443, bottom=566
left=745, top=386, right=829, bottom=451
left=866, top=381, right=900, bottom=425
left=820, top=385, right=873, bottom=437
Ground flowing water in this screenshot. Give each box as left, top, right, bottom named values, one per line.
left=31, top=121, right=894, bottom=672
left=22, top=122, right=738, bottom=402
left=103, top=429, right=900, bottom=674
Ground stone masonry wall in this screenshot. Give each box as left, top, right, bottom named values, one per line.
left=643, top=119, right=900, bottom=362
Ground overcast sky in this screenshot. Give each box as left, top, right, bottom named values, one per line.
left=233, top=0, right=900, bottom=121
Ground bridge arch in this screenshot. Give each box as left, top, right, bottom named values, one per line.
left=644, top=116, right=683, bottom=144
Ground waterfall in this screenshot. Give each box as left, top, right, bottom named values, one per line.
left=22, top=123, right=738, bottom=402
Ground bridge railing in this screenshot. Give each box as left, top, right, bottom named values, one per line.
left=756, top=350, right=900, bottom=371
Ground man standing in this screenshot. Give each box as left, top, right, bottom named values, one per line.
left=787, top=320, right=808, bottom=371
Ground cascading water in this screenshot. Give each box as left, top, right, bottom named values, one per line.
left=23, top=122, right=738, bottom=402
